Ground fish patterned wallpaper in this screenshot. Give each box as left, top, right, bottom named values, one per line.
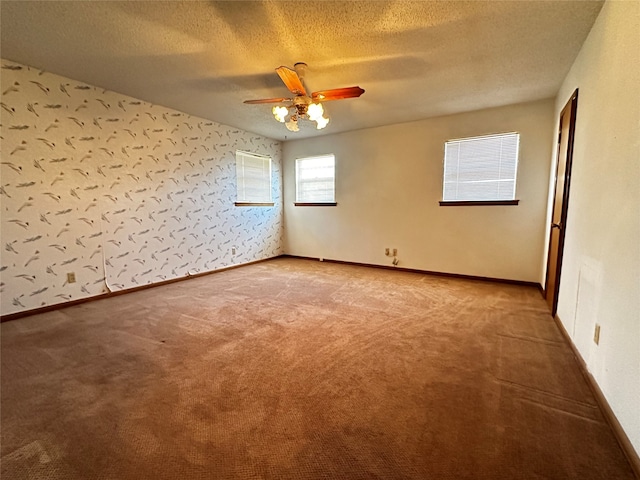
left=0, top=59, right=283, bottom=316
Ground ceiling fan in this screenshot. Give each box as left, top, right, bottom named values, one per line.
left=243, top=62, right=365, bottom=132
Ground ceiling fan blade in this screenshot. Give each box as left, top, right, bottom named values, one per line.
left=243, top=97, right=290, bottom=104
left=311, top=86, right=365, bottom=101
left=276, top=66, right=307, bottom=96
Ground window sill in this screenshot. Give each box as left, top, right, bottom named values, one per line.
left=294, top=202, right=337, bottom=207
left=234, top=202, right=274, bottom=207
left=439, top=200, right=520, bottom=206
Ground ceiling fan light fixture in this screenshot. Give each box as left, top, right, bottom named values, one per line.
left=285, top=116, right=299, bottom=132
left=307, top=102, right=324, bottom=121
left=315, top=116, right=329, bottom=130
left=272, top=105, right=289, bottom=123
left=308, top=102, right=329, bottom=129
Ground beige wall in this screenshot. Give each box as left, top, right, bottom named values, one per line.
left=552, top=0, right=640, bottom=454
left=283, top=99, right=555, bottom=283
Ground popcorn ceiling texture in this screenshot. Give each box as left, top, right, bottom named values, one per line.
left=0, top=1, right=604, bottom=141
left=0, top=59, right=283, bottom=316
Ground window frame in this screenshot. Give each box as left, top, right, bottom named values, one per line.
left=234, top=150, right=274, bottom=207
left=294, top=154, right=337, bottom=206
left=439, top=132, right=520, bottom=206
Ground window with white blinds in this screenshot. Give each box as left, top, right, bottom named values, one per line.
left=235, top=151, right=272, bottom=204
left=295, top=154, right=336, bottom=203
left=442, top=132, right=520, bottom=202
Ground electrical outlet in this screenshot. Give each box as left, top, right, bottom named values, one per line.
left=67, top=272, right=76, bottom=284
left=231, top=247, right=236, bottom=255
left=593, top=324, right=601, bottom=345
left=392, top=248, right=397, bottom=256
left=385, top=248, right=390, bottom=256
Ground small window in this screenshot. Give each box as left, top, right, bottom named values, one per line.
left=441, top=132, right=520, bottom=205
left=235, top=150, right=273, bottom=206
left=295, top=154, right=336, bottom=206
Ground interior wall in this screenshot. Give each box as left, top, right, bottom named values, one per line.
left=0, top=59, right=283, bottom=317
left=552, top=0, right=640, bottom=454
left=283, top=99, right=555, bottom=283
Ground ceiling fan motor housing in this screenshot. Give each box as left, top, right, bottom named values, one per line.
left=293, top=95, right=311, bottom=116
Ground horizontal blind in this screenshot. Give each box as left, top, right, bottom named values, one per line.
left=236, top=151, right=272, bottom=202
left=443, top=132, right=520, bottom=201
left=296, top=155, right=335, bottom=203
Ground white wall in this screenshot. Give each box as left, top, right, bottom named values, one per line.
left=552, top=0, right=640, bottom=455
left=283, top=99, right=555, bottom=283
left=0, top=59, right=283, bottom=316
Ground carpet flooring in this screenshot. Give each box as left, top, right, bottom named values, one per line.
left=1, top=257, right=635, bottom=479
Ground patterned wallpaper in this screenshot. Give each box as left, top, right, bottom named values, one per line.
left=0, top=59, right=283, bottom=316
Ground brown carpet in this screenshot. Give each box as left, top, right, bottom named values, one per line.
left=1, top=257, right=635, bottom=479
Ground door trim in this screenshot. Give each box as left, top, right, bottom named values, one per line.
left=544, top=88, right=579, bottom=315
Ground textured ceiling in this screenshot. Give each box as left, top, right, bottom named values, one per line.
left=1, top=1, right=603, bottom=141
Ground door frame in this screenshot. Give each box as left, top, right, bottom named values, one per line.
left=544, top=88, right=579, bottom=316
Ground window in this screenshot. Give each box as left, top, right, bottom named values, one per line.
left=295, top=154, right=336, bottom=206
left=235, top=151, right=273, bottom=206
left=441, top=132, right=520, bottom=205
